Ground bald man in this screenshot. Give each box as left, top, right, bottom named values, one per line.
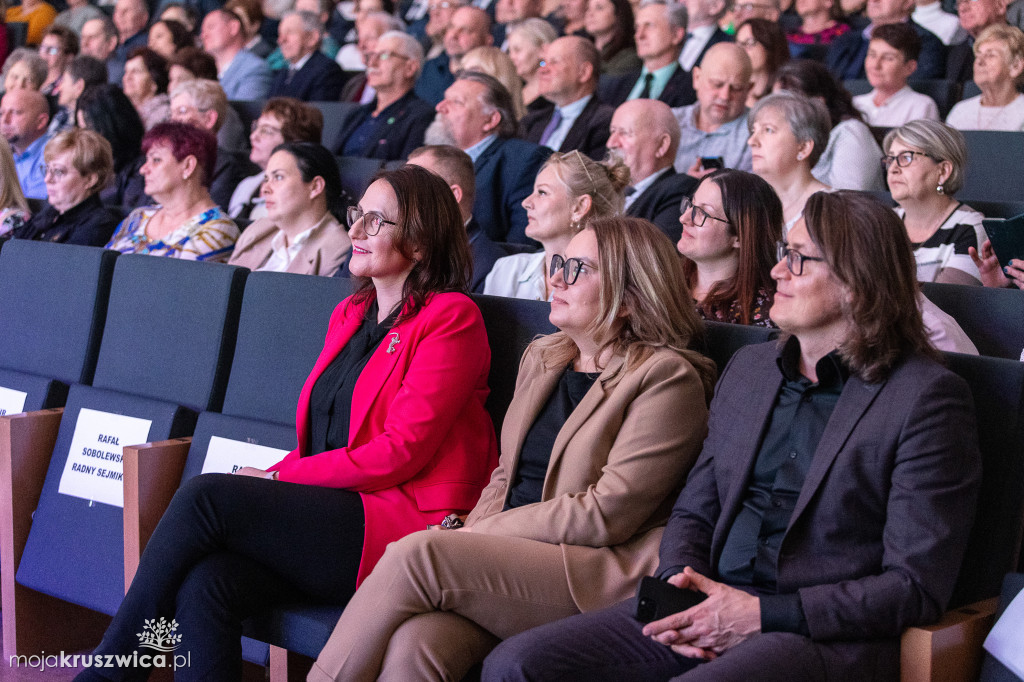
left=608, top=99, right=698, bottom=241
left=1, top=89, right=52, bottom=199
left=672, top=42, right=753, bottom=176
left=522, top=36, right=614, bottom=159
left=415, top=6, right=493, bottom=105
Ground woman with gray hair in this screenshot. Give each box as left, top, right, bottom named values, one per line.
left=884, top=120, right=986, bottom=285
left=746, top=90, right=831, bottom=233
left=2, top=47, right=48, bottom=92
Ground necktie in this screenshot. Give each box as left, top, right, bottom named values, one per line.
left=539, top=110, right=562, bottom=147
left=285, top=66, right=298, bottom=85
left=638, top=73, right=654, bottom=100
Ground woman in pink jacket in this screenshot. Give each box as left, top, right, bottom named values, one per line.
left=75, top=166, right=498, bottom=682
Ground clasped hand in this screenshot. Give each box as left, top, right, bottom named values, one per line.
left=641, top=566, right=761, bottom=660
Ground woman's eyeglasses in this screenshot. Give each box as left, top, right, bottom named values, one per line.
left=776, top=241, right=825, bottom=276
left=680, top=196, right=729, bottom=227
left=549, top=254, right=594, bottom=285
left=346, top=206, right=396, bottom=236
left=880, top=150, right=936, bottom=170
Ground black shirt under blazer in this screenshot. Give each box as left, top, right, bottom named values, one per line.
left=14, top=193, right=120, bottom=246
left=333, top=90, right=434, bottom=160
left=625, top=168, right=698, bottom=242
left=269, top=51, right=347, bottom=102
left=521, top=96, right=615, bottom=160
left=598, top=64, right=697, bottom=108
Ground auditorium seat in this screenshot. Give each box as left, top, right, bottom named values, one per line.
left=229, top=100, right=266, bottom=136
left=0, top=254, right=246, bottom=656
left=335, top=155, right=385, bottom=206
left=960, top=131, right=1024, bottom=202
left=121, top=271, right=353, bottom=667
left=921, top=282, right=1024, bottom=360
left=0, top=241, right=117, bottom=413
left=311, top=101, right=360, bottom=152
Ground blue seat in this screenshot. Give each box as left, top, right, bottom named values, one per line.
left=921, top=282, right=1024, bottom=361
left=13, top=255, right=247, bottom=618
left=312, top=101, right=360, bottom=153
left=335, top=156, right=385, bottom=206
left=0, top=241, right=117, bottom=412
left=960, top=131, right=1024, bottom=202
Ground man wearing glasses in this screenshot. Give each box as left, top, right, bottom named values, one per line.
left=485, top=190, right=981, bottom=682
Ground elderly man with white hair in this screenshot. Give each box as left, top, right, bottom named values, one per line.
left=334, top=31, right=434, bottom=159
left=608, top=98, right=698, bottom=240
left=268, top=10, right=346, bottom=101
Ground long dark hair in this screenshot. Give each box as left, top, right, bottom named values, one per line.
left=350, top=166, right=472, bottom=324
left=76, top=84, right=145, bottom=172
left=803, top=191, right=937, bottom=382
left=681, top=169, right=782, bottom=325
left=597, top=0, right=636, bottom=64
left=774, top=58, right=862, bottom=127
left=739, top=18, right=790, bottom=78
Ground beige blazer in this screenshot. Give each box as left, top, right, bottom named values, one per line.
left=465, top=342, right=709, bottom=612
left=228, top=213, right=351, bottom=276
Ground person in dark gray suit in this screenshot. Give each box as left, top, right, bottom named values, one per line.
left=483, top=190, right=982, bottom=682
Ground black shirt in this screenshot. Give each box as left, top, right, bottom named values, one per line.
left=14, top=193, right=120, bottom=246
left=504, top=366, right=599, bottom=510
left=308, top=301, right=397, bottom=455
left=717, top=336, right=848, bottom=633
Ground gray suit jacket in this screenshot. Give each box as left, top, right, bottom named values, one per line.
left=219, top=49, right=273, bottom=101
left=658, top=341, right=981, bottom=647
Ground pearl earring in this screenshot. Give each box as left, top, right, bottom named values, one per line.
left=796, top=153, right=805, bottom=160
left=936, top=183, right=944, bottom=195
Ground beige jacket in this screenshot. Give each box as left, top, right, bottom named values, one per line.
left=228, top=213, right=350, bottom=276
left=465, top=341, right=710, bottom=611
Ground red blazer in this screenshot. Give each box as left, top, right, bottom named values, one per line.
left=268, top=291, right=498, bottom=584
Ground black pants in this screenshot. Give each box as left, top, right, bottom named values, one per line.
left=74, top=473, right=364, bottom=682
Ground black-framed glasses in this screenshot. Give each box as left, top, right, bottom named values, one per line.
left=777, top=241, right=825, bottom=276
left=346, top=206, right=397, bottom=236
left=680, top=196, right=729, bottom=227
left=880, top=150, right=936, bottom=170
left=549, top=254, right=594, bottom=285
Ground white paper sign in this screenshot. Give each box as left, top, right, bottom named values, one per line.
left=57, top=408, right=153, bottom=508
left=201, top=436, right=289, bottom=475
left=0, top=387, right=28, bottom=416
left=984, top=589, right=1024, bottom=679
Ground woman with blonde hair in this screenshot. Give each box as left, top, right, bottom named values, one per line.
left=506, top=17, right=558, bottom=108
left=310, top=215, right=717, bottom=682
left=0, top=138, right=30, bottom=238
left=462, top=46, right=526, bottom=120
left=484, top=150, right=629, bottom=300
left=946, top=24, right=1024, bottom=131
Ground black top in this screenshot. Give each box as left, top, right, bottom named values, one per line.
left=716, top=336, right=848, bottom=632
left=504, top=366, right=599, bottom=510
left=13, top=193, right=120, bottom=246
left=308, top=301, right=397, bottom=455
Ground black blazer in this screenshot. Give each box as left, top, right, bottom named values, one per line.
left=658, top=341, right=980, bottom=671
left=472, top=137, right=550, bottom=245
left=945, top=39, right=974, bottom=83
left=269, top=51, right=346, bottom=101
left=521, top=95, right=615, bottom=160
left=14, top=193, right=120, bottom=246
left=625, top=168, right=698, bottom=242
left=334, top=90, right=434, bottom=160
left=825, top=20, right=946, bottom=80
left=684, top=27, right=732, bottom=69
left=599, top=63, right=697, bottom=108
left=468, top=217, right=506, bottom=293
left=210, top=148, right=260, bottom=213
left=413, top=52, right=455, bottom=106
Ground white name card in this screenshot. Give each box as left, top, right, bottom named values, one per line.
left=57, top=408, right=153, bottom=508
left=984, top=589, right=1024, bottom=679
left=0, top=387, right=28, bottom=416
left=201, top=436, right=288, bottom=475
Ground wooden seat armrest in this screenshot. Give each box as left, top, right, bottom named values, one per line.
left=901, top=597, right=1000, bottom=682
left=123, top=437, right=192, bottom=590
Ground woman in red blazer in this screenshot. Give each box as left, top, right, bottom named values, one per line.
left=75, top=166, right=498, bottom=682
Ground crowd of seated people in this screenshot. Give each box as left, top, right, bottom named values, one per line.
left=0, top=0, right=1021, bottom=675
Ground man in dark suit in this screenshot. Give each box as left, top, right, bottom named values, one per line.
left=946, top=0, right=1008, bottom=81
left=609, top=99, right=697, bottom=242
left=522, top=36, right=614, bottom=160
left=334, top=31, right=434, bottom=159
left=436, top=71, right=549, bottom=244
left=826, top=0, right=946, bottom=79
left=408, top=145, right=508, bottom=292
left=415, top=6, right=494, bottom=105
left=269, top=10, right=346, bottom=101
left=678, top=0, right=732, bottom=71
left=484, top=191, right=982, bottom=681
left=600, top=0, right=696, bottom=108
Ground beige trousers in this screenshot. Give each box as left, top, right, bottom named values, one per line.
left=308, top=529, right=581, bottom=682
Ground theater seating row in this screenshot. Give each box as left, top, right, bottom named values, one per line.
left=0, top=239, right=1020, bottom=681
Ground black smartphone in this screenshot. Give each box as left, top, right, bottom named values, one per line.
left=635, top=576, right=707, bottom=623
left=699, top=157, right=724, bottom=171
left=983, top=216, right=1024, bottom=269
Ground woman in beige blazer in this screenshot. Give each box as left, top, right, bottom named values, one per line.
left=228, top=142, right=351, bottom=276
left=308, top=216, right=718, bottom=682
